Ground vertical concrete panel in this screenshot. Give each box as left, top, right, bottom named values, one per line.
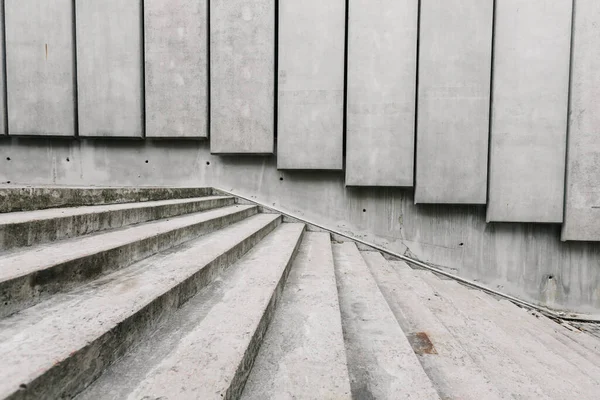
left=345, top=0, right=417, bottom=186
left=76, top=0, right=143, bottom=138
left=5, top=0, right=75, bottom=137
left=277, top=0, right=345, bottom=170
left=415, top=0, right=493, bottom=203
left=210, top=0, right=274, bottom=154
left=562, top=1, right=600, bottom=241
left=487, top=0, right=572, bottom=222
left=0, top=2, right=7, bottom=136
left=144, top=0, right=208, bottom=138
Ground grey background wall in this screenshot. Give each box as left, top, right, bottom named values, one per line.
left=0, top=0, right=599, bottom=314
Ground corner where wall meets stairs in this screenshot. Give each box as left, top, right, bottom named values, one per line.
left=0, top=186, right=599, bottom=400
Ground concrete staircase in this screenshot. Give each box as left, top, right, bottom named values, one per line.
left=0, top=187, right=599, bottom=400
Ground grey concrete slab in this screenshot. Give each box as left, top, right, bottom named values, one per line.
left=0, top=204, right=258, bottom=317
left=0, top=213, right=283, bottom=399
left=242, top=232, right=352, bottom=399
left=144, top=0, right=208, bottom=138
left=332, top=242, right=440, bottom=399
left=0, top=2, right=5, bottom=136
left=277, top=0, right=345, bottom=170
left=0, top=195, right=234, bottom=251
left=364, top=254, right=507, bottom=400
left=487, top=0, right=572, bottom=222
left=345, top=0, right=417, bottom=186
left=76, top=0, right=143, bottom=137
left=210, top=0, right=274, bottom=153
left=562, top=1, right=600, bottom=241
left=121, top=223, right=304, bottom=399
left=415, top=0, right=493, bottom=203
left=5, top=0, right=75, bottom=137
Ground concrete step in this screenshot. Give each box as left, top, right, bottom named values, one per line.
left=0, top=195, right=235, bottom=251
left=79, top=222, right=305, bottom=400
left=419, top=271, right=600, bottom=399
left=389, top=262, right=550, bottom=399
left=332, top=242, right=440, bottom=400
left=0, top=204, right=258, bottom=318
left=242, top=232, right=352, bottom=399
left=0, top=186, right=214, bottom=213
left=0, top=213, right=283, bottom=400
left=362, top=253, right=507, bottom=400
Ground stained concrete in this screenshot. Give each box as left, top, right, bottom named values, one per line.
left=0, top=2, right=5, bottom=136
left=242, top=232, right=352, bottom=399
left=277, top=0, right=345, bottom=170
left=144, top=0, right=208, bottom=138
left=562, top=1, right=600, bottom=241
left=76, top=0, right=143, bottom=137
left=1, top=140, right=599, bottom=314
left=345, top=0, right=417, bottom=186
left=5, top=0, right=75, bottom=137
left=210, top=0, right=274, bottom=153
left=0, top=213, right=283, bottom=399
left=0, top=195, right=234, bottom=250
left=487, top=0, right=572, bottom=222
left=0, top=204, right=257, bottom=317
left=415, top=0, right=492, bottom=204
left=333, top=242, right=440, bottom=399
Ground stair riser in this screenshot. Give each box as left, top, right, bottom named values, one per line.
left=7, top=216, right=283, bottom=400
left=0, top=197, right=236, bottom=251
left=0, top=187, right=214, bottom=213
left=225, top=229, right=304, bottom=400
left=0, top=207, right=258, bottom=318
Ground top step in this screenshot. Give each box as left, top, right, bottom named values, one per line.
left=0, top=187, right=214, bottom=213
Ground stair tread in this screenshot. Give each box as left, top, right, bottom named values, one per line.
left=332, top=242, right=440, bottom=400
left=0, top=213, right=281, bottom=399
left=81, top=222, right=304, bottom=400
left=0, top=204, right=255, bottom=282
left=362, top=252, right=508, bottom=400
left=242, top=232, right=352, bottom=400
left=0, top=195, right=232, bottom=225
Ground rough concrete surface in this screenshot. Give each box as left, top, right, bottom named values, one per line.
left=210, top=0, right=275, bottom=153
left=415, top=0, right=492, bottom=204
left=144, top=0, right=208, bottom=138
left=333, top=242, right=440, bottom=399
left=5, top=0, right=76, bottom=137
left=487, top=0, right=572, bottom=222
left=0, top=204, right=257, bottom=317
left=277, top=0, right=345, bottom=169
left=345, top=0, right=417, bottom=186
left=562, top=0, right=600, bottom=241
left=0, top=213, right=282, bottom=399
left=76, top=0, right=143, bottom=137
left=242, top=232, right=352, bottom=399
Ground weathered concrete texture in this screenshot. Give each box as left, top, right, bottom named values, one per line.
left=345, top=0, right=417, bottom=187
left=0, top=195, right=234, bottom=250
left=333, top=242, right=440, bottom=399
left=123, top=223, right=304, bottom=400
left=5, top=0, right=75, bottom=137
left=487, top=0, right=572, bottom=222
left=210, top=0, right=274, bottom=153
left=277, top=0, right=345, bottom=170
left=1, top=140, right=600, bottom=314
left=0, top=213, right=283, bottom=399
left=76, top=0, right=143, bottom=137
left=562, top=1, right=600, bottom=241
left=0, top=205, right=257, bottom=317
left=144, top=0, right=208, bottom=138
left=0, top=2, right=6, bottom=136
left=363, top=254, right=507, bottom=400
left=0, top=186, right=213, bottom=212
left=415, top=0, right=492, bottom=204
left=242, top=232, right=352, bottom=399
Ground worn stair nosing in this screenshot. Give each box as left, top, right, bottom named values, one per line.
left=0, top=205, right=257, bottom=318
left=0, top=196, right=236, bottom=251
left=0, top=214, right=283, bottom=400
